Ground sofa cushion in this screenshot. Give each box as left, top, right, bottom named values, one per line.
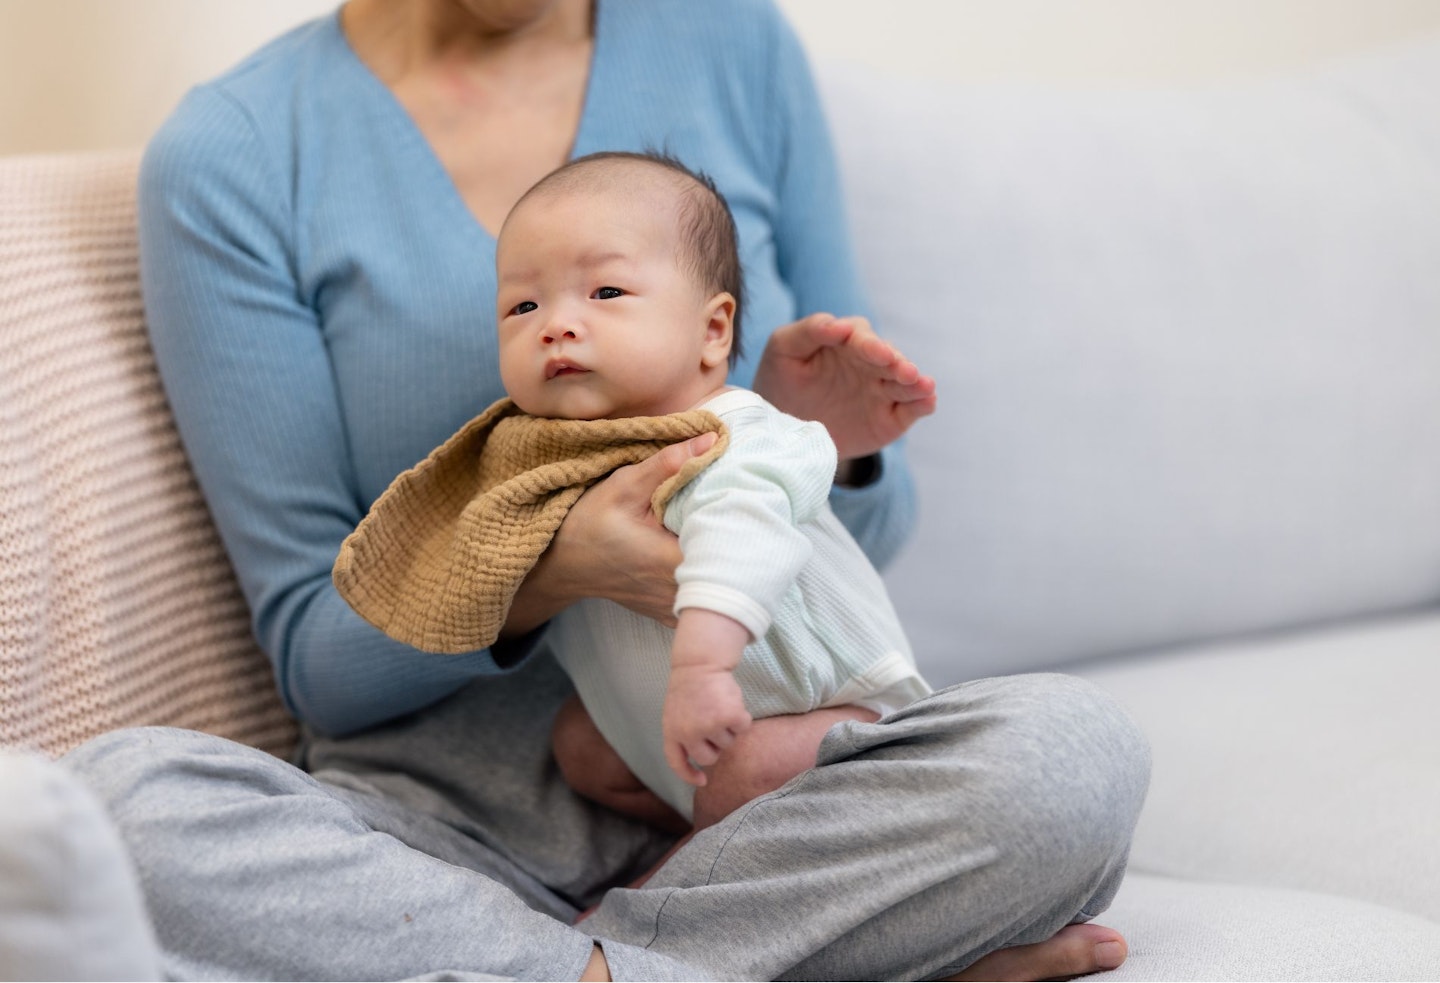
left=1097, top=872, right=1440, bottom=982
left=819, top=37, right=1440, bottom=679
left=1077, top=610, right=1440, bottom=924
left=0, top=152, right=295, bottom=757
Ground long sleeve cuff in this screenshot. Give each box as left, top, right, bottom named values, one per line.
left=827, top=441, right=916, bottom=571
left=674, top=583, right=772, bottom=640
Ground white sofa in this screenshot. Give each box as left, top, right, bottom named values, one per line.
left=822, top=32, right=1440, bottom=982
left=2, top=33, right=1439, bottom=982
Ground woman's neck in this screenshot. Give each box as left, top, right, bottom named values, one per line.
left=342, top=0, right=593, bottom=85
left=339, top=0, right=598, bottom=234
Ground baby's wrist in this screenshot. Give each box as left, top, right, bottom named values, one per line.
left=672, top=607, right=751, bottom=672
left=669, top=640, right=736, bottom=677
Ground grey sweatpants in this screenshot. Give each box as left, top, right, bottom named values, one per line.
left=62, top=654, right=1149, bottom=981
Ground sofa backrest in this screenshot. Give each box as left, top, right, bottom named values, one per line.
left=821, top=37, right=1440, bottom=683
left=5, top=38, right=1439, bottom=747
left=0, top=152, right=296, bottom=757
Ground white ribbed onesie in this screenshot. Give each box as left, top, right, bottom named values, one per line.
left=550, top=389, right=930, bottom=820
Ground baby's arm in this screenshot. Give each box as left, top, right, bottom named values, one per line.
left=663, top=608, right=754, bottom=786
left=659, top=395, right=836, bottom=786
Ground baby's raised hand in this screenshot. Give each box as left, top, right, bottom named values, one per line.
left=663, top=665, right=753, bottom=787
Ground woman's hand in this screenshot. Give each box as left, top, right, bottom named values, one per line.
left=501, top=433, right=718, bottom=636
left=752, top=313, right=937, bottom=462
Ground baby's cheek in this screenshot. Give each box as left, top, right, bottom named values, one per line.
left=497, top=351, right=527, bottom=396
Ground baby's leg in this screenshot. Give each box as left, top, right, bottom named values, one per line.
left=620, top=704, right=883, bottom=897
left=691, top=704, right=880, bottom=829
left=551, top=696, right=689, bottom=835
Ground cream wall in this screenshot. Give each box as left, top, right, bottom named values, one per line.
left=4, top=0, right=1440, bottom=156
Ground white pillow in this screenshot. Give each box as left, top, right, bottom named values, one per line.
left=0, top=752, right=160, bottom=980
left=819, top=37, right=1440, bottom=683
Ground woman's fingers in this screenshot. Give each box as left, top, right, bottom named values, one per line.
left=879, top=372, right=938, bottom=404
left=765, top=311, right=846, bottom=359
left=754, top=310, right=938, bottom=457
left=641, top=431, right=718, bottom=482
left=609, top=432, right=719, bottom=515
left=544, top=435, right=719, bottom=625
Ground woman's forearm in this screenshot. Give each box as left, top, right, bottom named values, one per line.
left=500, top=544, right=579, bottom=638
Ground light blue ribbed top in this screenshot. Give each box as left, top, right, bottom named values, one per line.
left=137, top=0, right=915, bottom=735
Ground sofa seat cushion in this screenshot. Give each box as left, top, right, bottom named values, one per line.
left=1096, top=872, right=1440, bottom=982
left=1076, top=609, right=1440, bottom=923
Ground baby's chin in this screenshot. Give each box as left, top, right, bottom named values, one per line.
left=510, top=393, right=614, bottom=421
left=512, top=393, right=691, bottom=421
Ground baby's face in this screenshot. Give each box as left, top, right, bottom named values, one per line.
left=495, top=182, right=731, bottom=420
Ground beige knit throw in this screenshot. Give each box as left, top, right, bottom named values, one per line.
left=333, top=397, right=729, bottom=654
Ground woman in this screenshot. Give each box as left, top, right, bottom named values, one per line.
left=64, top=0, right=1149, bottom=978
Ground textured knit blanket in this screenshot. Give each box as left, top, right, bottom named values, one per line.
left=333, top=397, right=729, bottom=654
left=1, top=151, right=296, bottom=757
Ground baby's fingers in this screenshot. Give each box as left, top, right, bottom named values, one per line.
left=666, top=740, right=709, bottom=787
left=688, top=738, right=725, bottom=768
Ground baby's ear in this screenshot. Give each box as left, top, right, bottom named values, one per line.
left=701, top=292, right=736, bottom=369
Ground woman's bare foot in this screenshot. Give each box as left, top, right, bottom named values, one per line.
left=944, top=923, right=1128, bottom=981
left=579, top=923, right=1125, bottom=980
left=579, top=943, right=610, bottom=981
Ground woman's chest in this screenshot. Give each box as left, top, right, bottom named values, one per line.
left=389, top=48, right=592, bottom=235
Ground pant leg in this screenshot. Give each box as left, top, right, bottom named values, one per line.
left=584, top=673, right=1152, bottom=982
left=298, top=649, right=676, bottom=913
left=61, top=726, right=699, bottom=982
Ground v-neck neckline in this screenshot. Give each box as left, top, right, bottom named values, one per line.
left=327, top=2, right=607, bottom=248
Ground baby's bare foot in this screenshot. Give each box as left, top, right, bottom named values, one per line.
left=944, top=923, right=1127, bottom=981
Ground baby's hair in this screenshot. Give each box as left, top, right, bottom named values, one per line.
left=515, top=150, right=745, bottom=367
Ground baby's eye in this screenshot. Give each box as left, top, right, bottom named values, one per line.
left=508, top=301, right=538, bottom=316
left=592, top=287, right=625, bottom=300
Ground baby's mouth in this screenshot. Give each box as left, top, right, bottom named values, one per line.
left=545, top=358, right=589, bottom=380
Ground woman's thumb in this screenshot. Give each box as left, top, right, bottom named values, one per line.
left=635, top=431, right=718, bottom=486
left=687, top=431, right=719, bottom=455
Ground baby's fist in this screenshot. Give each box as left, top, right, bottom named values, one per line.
left=663, top=669, right=752, bottom=787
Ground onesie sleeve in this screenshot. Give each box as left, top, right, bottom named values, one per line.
left=663, top=406, right=837, bottom=639
left=759, top=6, right=917, bottom=570
left=138, top=88, right=514, bottom=736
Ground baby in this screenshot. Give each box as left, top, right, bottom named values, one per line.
left=335, top=150, right=931, bottom=844
left=494, top=151, right=931, bottom=834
